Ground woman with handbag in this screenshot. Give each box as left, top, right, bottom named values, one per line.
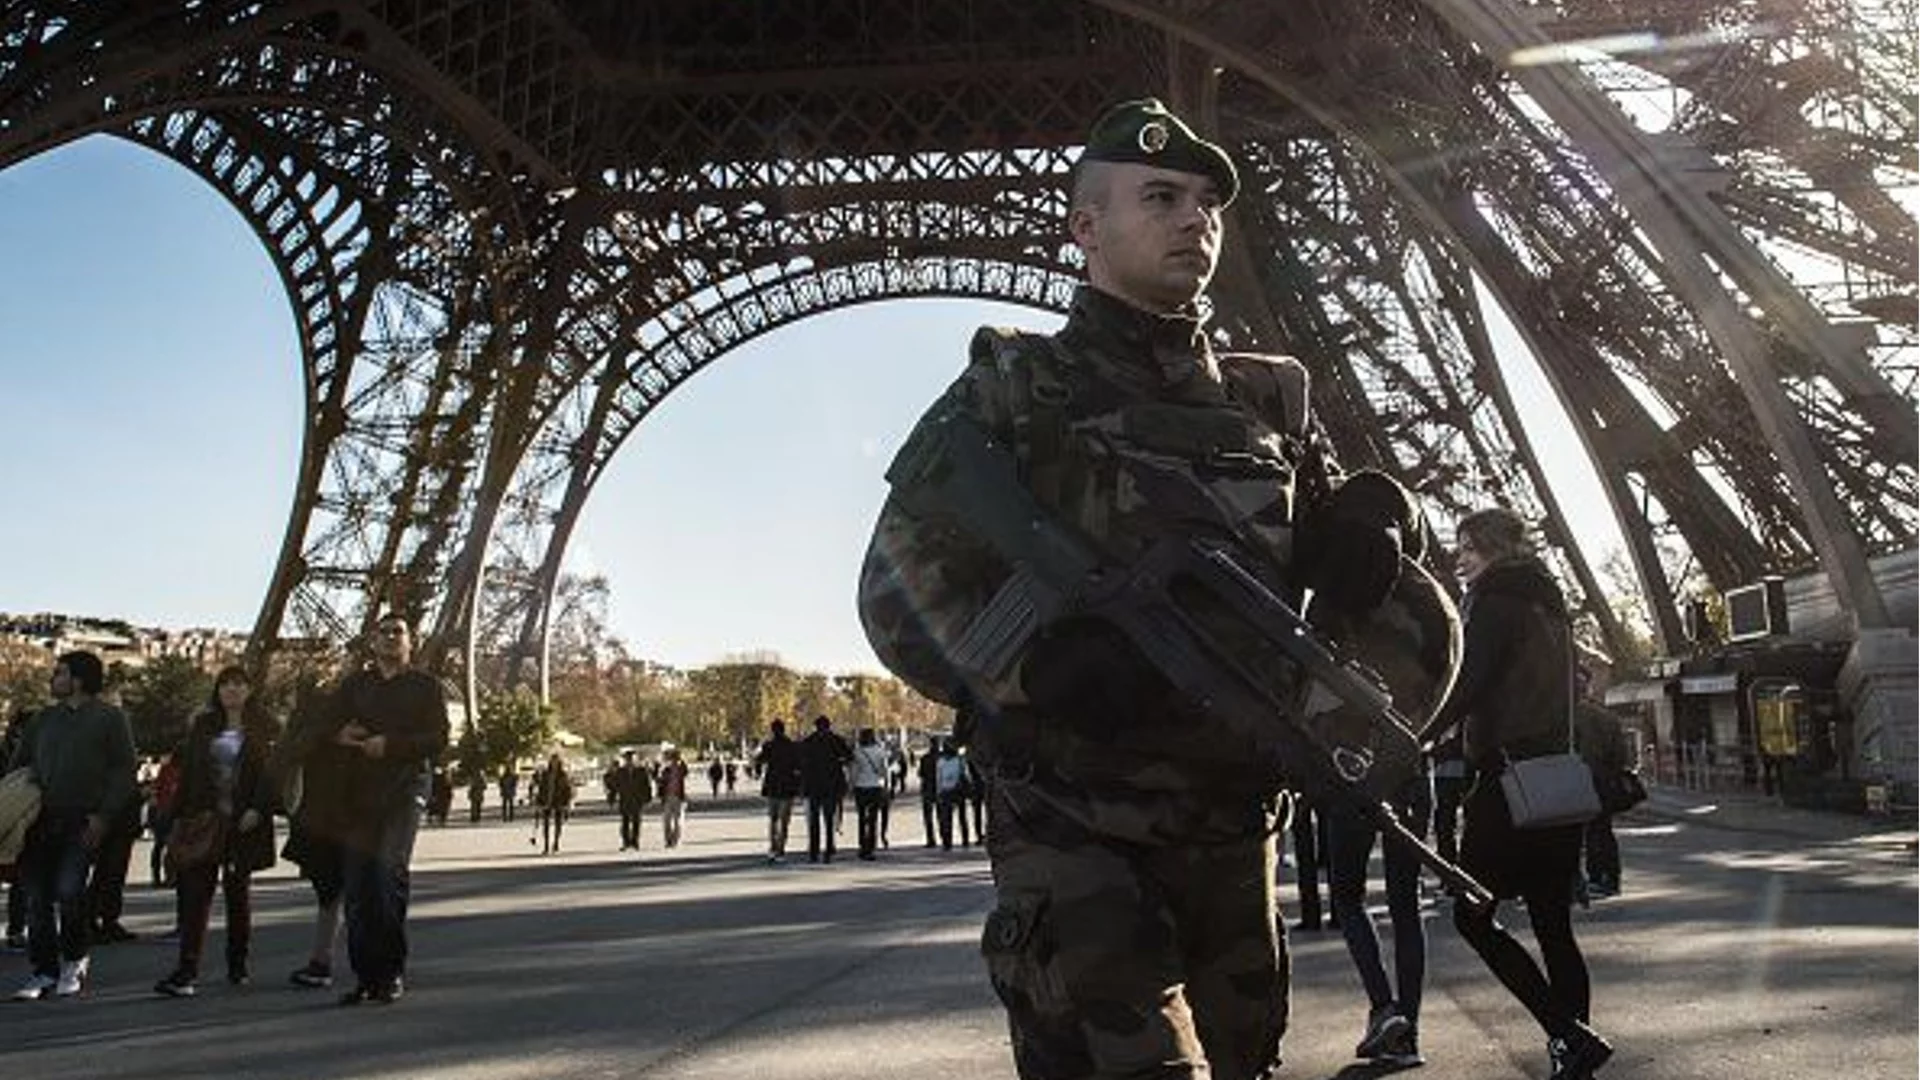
left=153, top=666, right=278, bottom=997
left=1419, top=508, right=1613, bottom=1080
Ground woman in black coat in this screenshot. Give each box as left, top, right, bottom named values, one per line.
left=154, top=666, right=279, bottom=997
left=1420, top=508, right=1611, bottom=1080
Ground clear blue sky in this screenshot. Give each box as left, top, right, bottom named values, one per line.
left=0, top=136, right=1622, bottom=676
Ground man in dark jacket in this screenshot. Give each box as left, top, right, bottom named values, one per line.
left=328, top=614, right=449, bottom=1005
left=796, top=716, right=850, bottom=863
left=8, top=651, right=137, bottom=1001
left=754, top=721, right=803, bottom=863
left=610, top=749, right=655, bottom=853
left=1574, top=661, right=1631, bottom=899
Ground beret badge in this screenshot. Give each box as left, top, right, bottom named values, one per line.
left=1137, top=120, right=1170, bottom=154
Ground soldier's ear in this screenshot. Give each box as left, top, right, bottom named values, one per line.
left=1068, top=204, right=1100, bottom=252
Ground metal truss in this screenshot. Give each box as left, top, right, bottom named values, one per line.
left=2, top=0, right=1911, bottom=694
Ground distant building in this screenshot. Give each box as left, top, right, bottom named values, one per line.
left=1606, top=548, right=1917, bottom=813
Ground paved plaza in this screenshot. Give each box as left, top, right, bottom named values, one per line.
left=2, top=789, right=1913, bottom=1079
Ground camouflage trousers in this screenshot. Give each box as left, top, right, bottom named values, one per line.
left=981, top=784, right=1289, bottom=1079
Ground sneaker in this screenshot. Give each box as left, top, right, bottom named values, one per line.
left=11, top=972, right=57, bottom=1001
left=1356, top=1003, right=1412, bottom=1059
left=154, top=971, right=198, bottom=998
left=55, top=957, right=89, bottom=997
left=289, top=962, right=333, bottom=989
left=96, top=921, right=138, bottom=944
left=1548, top=1023, right=1614, bottom=1080
left=227, top=963, right=251, bottom=987
left=369, top=977, right=404, bottom=1004
left=1378, top=1023, right=1424, bottom=1068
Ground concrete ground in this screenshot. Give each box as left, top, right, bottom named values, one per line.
left=1, top=786, right=1912, bottom=1079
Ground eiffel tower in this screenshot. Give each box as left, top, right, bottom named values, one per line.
left=2, top=2, right=1912, bottom=734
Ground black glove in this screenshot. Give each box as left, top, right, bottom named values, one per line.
left=1295, top=470, right=1416, bottom=615
left=1019, top=617, right=1173, bottom=734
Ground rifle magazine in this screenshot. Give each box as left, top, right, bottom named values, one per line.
left=951, top=567, right=1042, bottom=682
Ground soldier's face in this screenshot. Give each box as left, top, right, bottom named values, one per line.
left=1073, top=163, right=1222, bottom=314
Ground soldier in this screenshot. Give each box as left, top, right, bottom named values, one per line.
left=857, top=98, right=1447, bottom=1079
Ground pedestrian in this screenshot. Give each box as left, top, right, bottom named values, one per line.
left=1574, top=658, right=1630, bottom=900
left=797, top=716, right=850, bottom=863
left=754, top=721, right=803, bottom=863
left=85, top=688, right=143, bottom=946
left=327, top=613, right=449, bottom=1006
left=147, top=750, right=183, bottom=887
left=917, top=739, right=940, bottom=848
left=706, top=758, right=724, bottom=798
left=657, top=746, right=690, bottom=848
left=1419, top=507, right=1614, bottom=1079
left=274, top=676, right=353, bottom=991
left=724, top=759, right=738, bottom=795
left=1324, top=781, right=1432, bottom=1066
left=850, top=728, right=890, bottom=860
left=857, top=97, right=1443, bottom=1078
left=533, top=753, right=574, bottom=854
left=498, top=767, right=519, bottom=823
left=152, top=666, right=279, bottom=997
left=610, top=749, right=654, bottom=852
left=1428, top=734, right=1472, bottom=870
left=2, top=708, right=32, bottom=952
left=8, top=651, right=138, bottom=1000
left=427, top=765, right=454, bottom=827
left=933, top=741, right=969, bottom=850
left=1287, top=796, right=1334, bottom=933
left=466, top=770, right=486, bottom=824
left=964, top=752, right=988, bottom=843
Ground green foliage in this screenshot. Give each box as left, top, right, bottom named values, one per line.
left=0, top=640, right=49, bottom=720
left=464, top=688, right=556, bottom=779
left=687, top=663, right=801, bottom=751
left=121, top=655, right=213, bottom=755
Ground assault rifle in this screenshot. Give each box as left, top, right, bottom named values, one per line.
left=887, top=409, right=1493, bottom=909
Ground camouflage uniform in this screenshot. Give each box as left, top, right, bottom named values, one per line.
left=858, top=101, right=1455, bottom=1080
left=863, top=279, right=1333, bottom=1077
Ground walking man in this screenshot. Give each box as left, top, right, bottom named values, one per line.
left=798, top=716, right=850, bottom=863
left=328, top=614, right=448, bottom=1005
left=754, top=720, right=803, bottom=863
left=611, top=749, right=654, bottom=852
left=8, top=651, right=137, bottom=1000
left=657, top=747, right=690, bottom=849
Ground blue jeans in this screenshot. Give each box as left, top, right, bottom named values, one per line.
left=1326, top=776, right=1432, bottom=1027
left=21, top=809, right=97, bottom=976
left=342, top=788, right=423, bottom=990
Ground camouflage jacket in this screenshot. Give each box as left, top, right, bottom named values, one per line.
left=858, top=285, right=1453, bottom=845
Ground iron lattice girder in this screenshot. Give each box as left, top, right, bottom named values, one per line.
left=0, top=0, right=1913, bottom=669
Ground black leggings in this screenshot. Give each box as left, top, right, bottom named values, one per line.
left=1453, top=778, right=1590, bottom=1039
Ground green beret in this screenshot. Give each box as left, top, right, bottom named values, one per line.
left=1078, top=97, right=1239, bottom=206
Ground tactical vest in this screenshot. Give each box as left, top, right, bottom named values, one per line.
left=959, top=326, right=1335, bottom=811
left=964, top=325, right=1328, bottom=583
